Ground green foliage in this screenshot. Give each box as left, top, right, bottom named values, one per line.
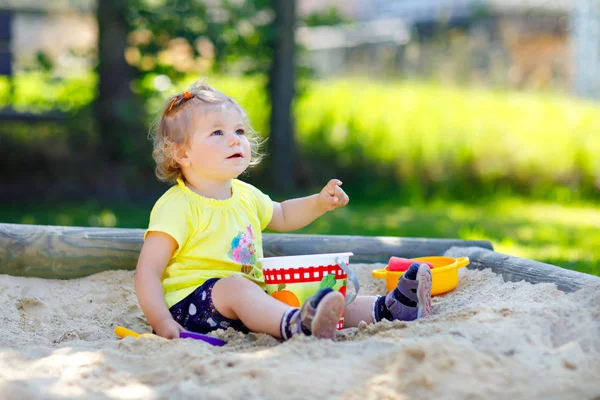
left=123, top=0, right=323, bottom=103
left=126, top=0, right=274, bottom=81
left=2, top=73, right=600, bottom=203
left=35, top=51, right=54, bottom=73
left=0, top=74, right=99, bottom=171
left=303, top=6, right=350, bottom=27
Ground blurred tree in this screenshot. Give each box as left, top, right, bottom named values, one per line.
left=96, top=0, right=342, bottom=192
left=126, top=0, right=298, bottom=192
left=96, top=0, right=145, bottom=162
left=268, top=0, right=296, bottom=193
left=126, top=0, right=274, bottom=82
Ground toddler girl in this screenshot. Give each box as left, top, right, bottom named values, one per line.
left=135, top=80, right=432, bottom=341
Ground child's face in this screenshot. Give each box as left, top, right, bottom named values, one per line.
left=179, top=106, right=251, bottom=182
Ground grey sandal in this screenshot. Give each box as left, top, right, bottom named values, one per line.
left=385, top=263, right=432, bottom=321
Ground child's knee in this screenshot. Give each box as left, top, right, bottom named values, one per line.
left=217, top=275, right=255, bottom=293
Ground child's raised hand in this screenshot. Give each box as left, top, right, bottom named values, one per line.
left=154, top=317, right=184, bottom=339
left=318, top=179, right=350, bottom=211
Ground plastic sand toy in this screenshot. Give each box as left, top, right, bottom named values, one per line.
left=114, top=326, right=227, bottom=346
left=372, top=256, right=469, bottom=296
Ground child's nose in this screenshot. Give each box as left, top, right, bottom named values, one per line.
left=228, top=132, right=240, bottom=146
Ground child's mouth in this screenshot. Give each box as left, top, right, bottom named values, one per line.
left=227, top=153, right=243, bottom=159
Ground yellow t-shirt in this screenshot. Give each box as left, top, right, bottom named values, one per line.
left=145, top=178, right=273, bottom=308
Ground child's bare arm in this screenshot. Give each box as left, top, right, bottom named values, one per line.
left=267, top=179, right=349, bottom=232
left=134, top=231, right=183, bottom=338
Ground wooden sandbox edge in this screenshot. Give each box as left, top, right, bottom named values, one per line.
left=445, top=246, right=600, bottom=293
left=0, top=222, right=493, bottom=279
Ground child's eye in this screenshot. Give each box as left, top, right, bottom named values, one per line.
left=235, top=129, right=245, bottom=135
left=211, top=130, right=223, bottom=136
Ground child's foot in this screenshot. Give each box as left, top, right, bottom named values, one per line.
left=299, top=288, right=345, bottom=340
left=385, top=263, right=432, bottom=321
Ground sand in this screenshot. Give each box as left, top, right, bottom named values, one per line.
left=0, top=263, right=599, bottom=400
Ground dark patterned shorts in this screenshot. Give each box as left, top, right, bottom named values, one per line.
left=169, top=278, right=250, bottom=334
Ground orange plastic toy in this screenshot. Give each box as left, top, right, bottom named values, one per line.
left=372, top=256, right=469, bottom=296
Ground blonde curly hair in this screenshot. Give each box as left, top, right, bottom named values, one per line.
left=149, top=80, right=264, bottom=183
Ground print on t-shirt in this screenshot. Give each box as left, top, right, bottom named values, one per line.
left=228, top=225, right=261, bottom=279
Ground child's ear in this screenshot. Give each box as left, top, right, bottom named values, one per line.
left=172, top=143, right=191, bottom=167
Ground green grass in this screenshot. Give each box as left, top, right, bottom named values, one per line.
left=1, top=197, right=598, bottom=277
left=295, top=79, right=600, bottom=200
left=0, top=73, right=96, bottom=112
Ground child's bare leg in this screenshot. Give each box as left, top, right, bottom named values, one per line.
left=211, top=275, right=345, bottom=340
left=343, top=295, right=376, bottom=327
left=344, top=263, right=432, bottom=328
left=211, top=275, right=288, bottom=337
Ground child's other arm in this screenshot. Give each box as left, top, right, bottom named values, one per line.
left=267, top=179, right=349, bottom=232
left=134, top=231, right=183, bottom=339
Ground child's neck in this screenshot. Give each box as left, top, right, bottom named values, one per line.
left=184, top=176, right=233, bottom=200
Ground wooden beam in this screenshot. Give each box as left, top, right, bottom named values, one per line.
left=444, top=246, right=600, bottom=293
left=264, top=233, right=493, bottom=263
left=0, top=223, right=494, bottom=279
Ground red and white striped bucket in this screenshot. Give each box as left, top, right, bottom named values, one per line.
left=258, top=252, right=358, bottom=330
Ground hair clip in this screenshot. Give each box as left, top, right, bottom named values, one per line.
left=167, top=98, right=178, bottom=112
left=167, top=91, right=193, bottom=112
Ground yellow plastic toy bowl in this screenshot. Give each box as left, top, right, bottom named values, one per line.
left=372, top=256, right=470, bottom=296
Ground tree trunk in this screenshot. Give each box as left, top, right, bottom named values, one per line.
left=96, top=0, right=143, bottom=162
left=268, top=0, right=296, bottom=194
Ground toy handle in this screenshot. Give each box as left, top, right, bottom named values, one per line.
left=456, top=257, right=470, bottom=269
left=335, top=256, right=360, bottom=305
left=115, top=326, right=141, bottom=339
left=371, top=269, right=388, bottom=279
left=180, top=331, right=227, bottom=346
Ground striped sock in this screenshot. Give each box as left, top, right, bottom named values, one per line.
left=280, top=308, right=301, bottom=340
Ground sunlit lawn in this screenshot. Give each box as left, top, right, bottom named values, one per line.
left=1, top=197, right=598, bottom=277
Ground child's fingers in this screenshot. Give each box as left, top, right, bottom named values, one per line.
left=338, top=194, right=349, bottom=206
left=333, top=185, right=349, bottom=206
left=325, top=179, right=343, bottom=195
left=342, top=192, right=350, bottom=205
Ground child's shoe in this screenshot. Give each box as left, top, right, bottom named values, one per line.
left=300, top=288, right=345, bottom=339
left=384, top=263, right=432, bottom=321
left=280, top=288, right=344, bottom=340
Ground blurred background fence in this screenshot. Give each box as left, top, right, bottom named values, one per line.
left=0, top=0, right=599, bottom=275
left=299, top=0, right=599, bottom=95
